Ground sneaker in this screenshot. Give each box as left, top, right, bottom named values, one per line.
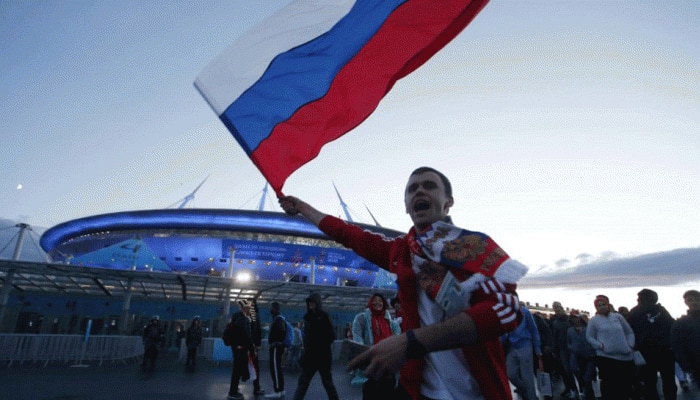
left=254, top=388, right=266, bottom=395
left=264, top=391, right=284, bottom=398
left=227, top=393, right=244, bottom=400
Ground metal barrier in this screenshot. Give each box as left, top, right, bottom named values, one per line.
left=0, top=335, right=347, bottom=368
left=0, top=334, right=143, bottom=367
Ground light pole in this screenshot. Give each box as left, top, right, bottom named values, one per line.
left=220, top=246, right=236, bottom=336
left=309, top=256, right=316, bottom=285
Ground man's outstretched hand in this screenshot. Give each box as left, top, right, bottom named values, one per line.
left=278, top=196, right=326, bottom=226
left=347, top=333, right=408, bottom=381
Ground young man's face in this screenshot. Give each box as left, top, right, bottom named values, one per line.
left=404, top=171, right=454, bottom=230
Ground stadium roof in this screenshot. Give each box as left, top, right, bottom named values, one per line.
left=38, top=209, right=405, bottom=288
left=40, top=209, right=404, bottom=251
left=24, top=209, right=405, bottom=311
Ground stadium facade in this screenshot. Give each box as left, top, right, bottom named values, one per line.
left=39, top=209, right=402, bottom=289
left=0, top=209, right=402, bottom=338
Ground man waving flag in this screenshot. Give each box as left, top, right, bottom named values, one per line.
left=195, top=0, right=489, bottom=196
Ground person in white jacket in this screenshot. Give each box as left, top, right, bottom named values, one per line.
left=586, top=294, right=636, bottom=400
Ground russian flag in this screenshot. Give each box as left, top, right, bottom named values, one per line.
left=195, top=0, right=489, bottom=196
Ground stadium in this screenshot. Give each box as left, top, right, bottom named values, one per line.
left=0, top=199, right=401, bottom=337
left=39, top=208, right=401, bottom=289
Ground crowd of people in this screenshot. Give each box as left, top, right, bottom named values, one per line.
left=136, top=167, right=699, bottom=400
left=137, top=285, right=699, bottom=400
left=519, top=289, right=700, bottom=400
left=216, top=290, right=406, bottom=400
left=278, top=167, right=699, bottom=400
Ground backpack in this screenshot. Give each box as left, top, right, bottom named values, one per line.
left=222, top=322, right=233, bottom=346
left=278, top=316, right=294, bottom=348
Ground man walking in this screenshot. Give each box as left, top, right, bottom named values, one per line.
left=280, top=166, right=527, bottom=400
left=288, top=322, right=303, bottom=372
left=551, top=301, right=578, bottom=398
left=671, top=290, right=700, bottom=387
left=250, top=299, right=266, bottom=396
left=266, top=302, right=286, bottom=398
left=185, top=315, right=203, bottom=372
left=502, top=304, right=542, bottom=400
left=291, top=293, right=340, bottom=400
left=224, top=300, right=256, bottom=400
left=628, top=288, right=677, bottom=400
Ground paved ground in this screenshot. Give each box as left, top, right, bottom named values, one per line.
left=1, top=353, right=698, bottom=400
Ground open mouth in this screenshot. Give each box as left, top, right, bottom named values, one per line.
left=413, top=200, right=430, bottom=212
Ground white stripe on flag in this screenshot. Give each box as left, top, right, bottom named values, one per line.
left=194, top=0, right=356, bottom=115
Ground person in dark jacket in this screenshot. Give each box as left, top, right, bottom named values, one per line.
left=292, top=293, right=340, bottom=400
left=671, top=290, right=700, bottom=387
left=628, top=288, right=677, bottom=400
left=224, top=300, right=256, bottom=400
left=533, top=311, right=555, bottom=400
left=249, top=299, right=266, bottom=395
left=551, top=301, right=578, bottom=399
left=266, top=301, right=286, bottom=398
left=141, top=315, right=164, bottom=371
left=567, top=311, right=596, bottom=400
left=185, top=315, right=203, bottom=371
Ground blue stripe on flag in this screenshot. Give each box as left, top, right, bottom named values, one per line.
left=221, top=0, right=406, bottom=154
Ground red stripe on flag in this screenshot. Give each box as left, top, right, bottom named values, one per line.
left=251, top=0, right=489, bottom=195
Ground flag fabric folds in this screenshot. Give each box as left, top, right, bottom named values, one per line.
left=195, top=0, right=489, bottom=196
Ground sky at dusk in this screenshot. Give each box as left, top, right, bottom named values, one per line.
left=2, top=1, right=698, bottom=317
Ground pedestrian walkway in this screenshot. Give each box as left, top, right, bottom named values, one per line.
left=1, top=352, right=361, bottom=400
left=1, top=352, right=698, bottom=399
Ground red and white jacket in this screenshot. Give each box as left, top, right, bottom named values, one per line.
left=319, top=216, right=524, bottom=400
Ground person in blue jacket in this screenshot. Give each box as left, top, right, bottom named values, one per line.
left=502, top=304, right=542, bottom=400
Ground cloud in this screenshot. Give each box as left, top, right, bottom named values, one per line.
left=520, top=247, right=700, bottom=288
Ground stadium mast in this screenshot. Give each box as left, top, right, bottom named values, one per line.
left=168, top=176, right=209, bottom=209
left=332, top=182, right=353, bottom=222
left=258, top=183, right=269, bottom=211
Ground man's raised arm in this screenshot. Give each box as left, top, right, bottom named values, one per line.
left=279, top=196, right=327, bottom=227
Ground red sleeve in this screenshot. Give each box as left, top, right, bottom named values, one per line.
left=465, top=279, right=522, bottom=340
left=318, top=215, right=400, bottom=272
